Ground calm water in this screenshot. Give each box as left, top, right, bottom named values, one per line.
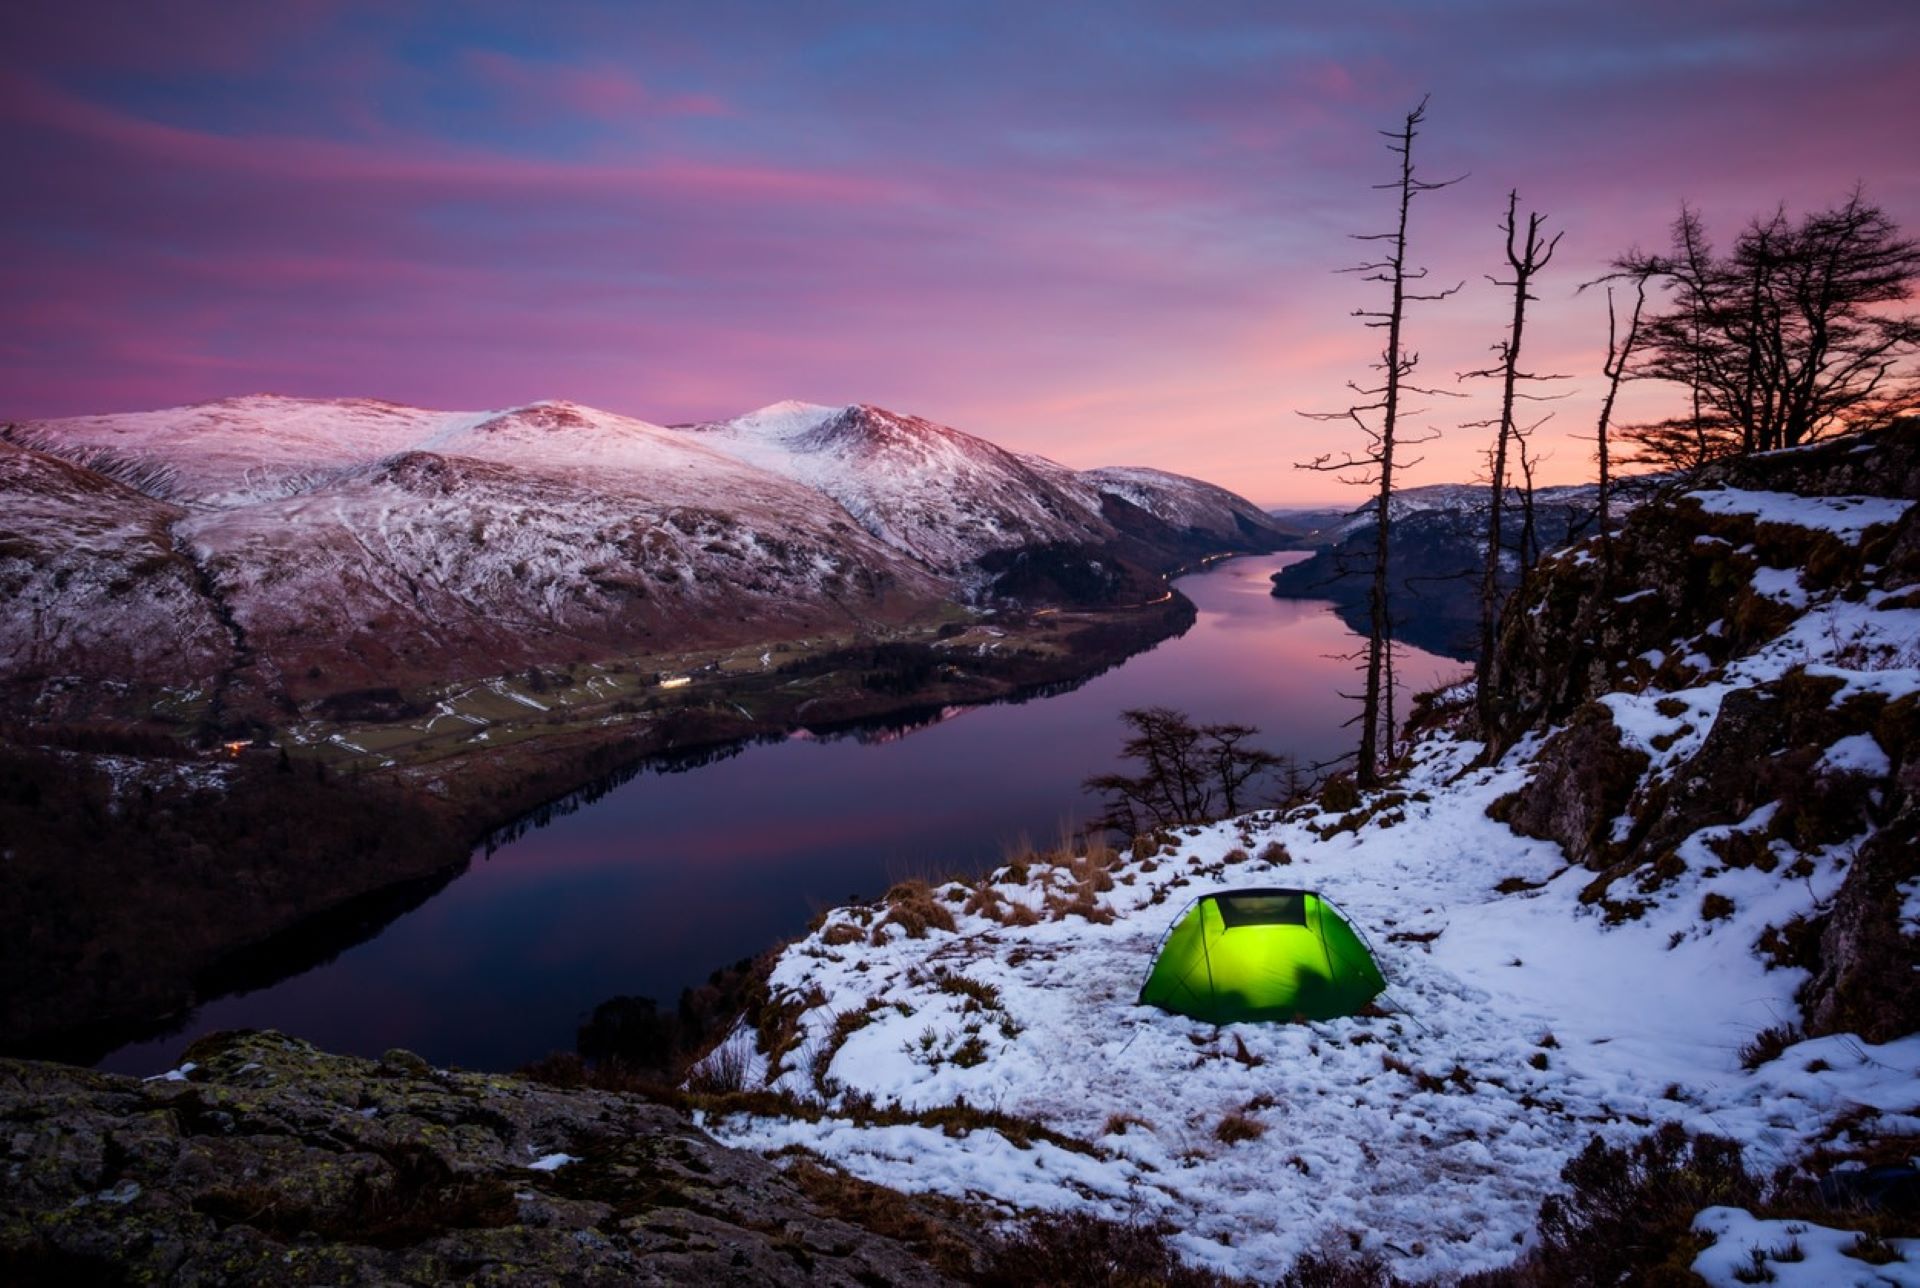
left=100, top=554, right=1462, bottom=1074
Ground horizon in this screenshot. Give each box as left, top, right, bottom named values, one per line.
left=5, top=2, right=1918, bottom=505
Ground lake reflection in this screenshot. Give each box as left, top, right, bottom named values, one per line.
left=100, top=555, right=1463, bottom=1074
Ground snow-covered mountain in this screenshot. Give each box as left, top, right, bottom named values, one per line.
left=1, top=395, right=1288, bottom=712
left=1291, top=480, right=1605, bottom=543
left=1271, top=481, right=1610, bottom=658
left=677, top=401, right=1114, bottom=573
left=1082, top=465, right=1290, bottom=550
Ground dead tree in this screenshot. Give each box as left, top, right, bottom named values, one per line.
left=1583, top=273, right=1650, bottom=583
left=1514, top=432, right=1542, bottom=573
left=1463, top=190, right=1563, bottom=740
left=1300, top=96, right=1462, bottom=786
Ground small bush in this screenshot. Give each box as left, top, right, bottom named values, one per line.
left=1002, top=899, right=1041, bottom=927
left=950, top=1032, right=990, bottom=1068
left=963, top=881, right=1009, bottom=923
left=1320, top=774, right=1360, bottom=813
left=1755, top=914, right=1821, bottom=971
left=1701, top=891, right=1736, bottom=921
left=1258, top=840, right=1293, bottom=866
left=1044, top=883, right=1114, bottom=924
left=936, top=974, right=1003, bottom=1012
left=980, top=1210, right=1237, bottom=1287
left=1100, top=1112, right=1154, bottom=1137
left=820, top=922, right=864, bottom=947
left=1526, top=1124, right=1759, bottom=1286
left=1276, top=1252, right=1410, bottom=1287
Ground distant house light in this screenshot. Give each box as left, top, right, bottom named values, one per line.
left=658, top=676, right=692, bottom=690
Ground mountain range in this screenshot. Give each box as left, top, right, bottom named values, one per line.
left=0, top=395, right=1288, bottom=724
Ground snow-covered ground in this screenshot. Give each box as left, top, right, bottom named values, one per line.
left=702, top=484, right=1920, bottom=1282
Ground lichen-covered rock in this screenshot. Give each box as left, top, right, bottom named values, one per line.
left=0, top=1031, right=967, bottom=1285
left=1489, top=702, right=1646, bottom=868
left=1801, top=803, right=1920, bottom=1045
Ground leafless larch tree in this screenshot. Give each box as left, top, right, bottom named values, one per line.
left=1300, top=97, right=1462, bottom=786
left=1462, top=190, right=1564, bottom=741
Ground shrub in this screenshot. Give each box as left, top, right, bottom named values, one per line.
left=1320, top=774, right=1360, bottom=813
left=963, top=881, right=1009, bottom=922
left=1526, top=1124, right=1759, bottom=1286
left=1277, top=1252, right=1411, bottom=1287
left=936, top=974, right=1003, bottom=1012
left=980, top=1210, right=1239, bottom=1287
left=1258, top=840, right=1293, bottom=866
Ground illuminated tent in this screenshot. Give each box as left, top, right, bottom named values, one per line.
left=1137, top=887, right=1385, bottom=1023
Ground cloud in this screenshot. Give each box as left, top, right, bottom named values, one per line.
left=3, top=2, right=1918, bottom=502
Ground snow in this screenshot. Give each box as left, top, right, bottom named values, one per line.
left=679, top=402, right=1115, bottom=574
left=526, top=1152, right=576, bottom=1172
left=1752, top=566, right=1810, bottom=608
left=6, top=394, right=1277, bottom=688
left=703, top=722, right=1916, bottom=1280
left=142, top=1062, right=198, bottom=1083
left=1692, top=1207, right=1920, bottom=1286
left=1820, top=734, right=1892, bottom=778
left=698, top=485, right=1920, bottom=1281
left=1686, top=487, right=1913, bottom=540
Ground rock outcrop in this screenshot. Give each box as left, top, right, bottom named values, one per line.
left=0, top=1031, right=970, bottom=1285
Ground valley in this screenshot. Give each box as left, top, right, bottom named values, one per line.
left=0, top=394, right=1272, bottom=1059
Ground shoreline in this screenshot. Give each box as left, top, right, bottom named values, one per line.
left=6, top=588, right=1201, bottom=1067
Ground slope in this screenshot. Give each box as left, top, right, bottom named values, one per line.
left=698, top=424, right=1920, bottom=1282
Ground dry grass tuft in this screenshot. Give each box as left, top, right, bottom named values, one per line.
left=1214, top=1111, right=1267, bottom=1144
left=871, top=878, right=958, bottom=944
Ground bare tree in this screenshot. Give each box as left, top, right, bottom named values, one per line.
left=1463, top=191, right=1563, bottom=738
left=1585, top=273, right=1650, bottom=582
left=1622, top=192, right=1920, bottom=464
left=1300, top=96, right=1462, bottom=786
left=1514, top=432, right=1542, bottom=573
left=1084, top=708, right=1283, bottom=834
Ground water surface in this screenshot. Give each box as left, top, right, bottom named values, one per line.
left=101, top=555, right=1462, bottom=1074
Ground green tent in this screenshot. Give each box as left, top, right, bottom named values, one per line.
left=1137, top=887, right=1385, bottom=1023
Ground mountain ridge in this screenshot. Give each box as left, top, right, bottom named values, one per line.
left=1, top=393, right=1289, bottom=723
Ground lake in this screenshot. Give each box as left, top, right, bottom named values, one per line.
left=99, top=554, right=1463, bottom=1074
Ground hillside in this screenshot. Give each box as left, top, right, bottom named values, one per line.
left=7, top=420, right=1915, bottom=1282
left=1, top=395, right=1291, bottom=725
left=0, top=394, right=1294, bottom=1060
left=681, top=426, right=1920, bottom=1281
left=1270, top=482, right=1607, bottom=658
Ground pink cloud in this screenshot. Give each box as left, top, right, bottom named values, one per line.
left=463, top=49, right=731, bottom=122
left=0, top=71, right=897, bottom=207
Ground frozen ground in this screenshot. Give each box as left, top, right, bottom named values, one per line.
left=704, top=486, right=1920, bottom=1281
left=705, top=732, right=1916, bottom=1279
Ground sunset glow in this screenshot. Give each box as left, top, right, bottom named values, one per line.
left=5, top=1, right=1917, bottom=503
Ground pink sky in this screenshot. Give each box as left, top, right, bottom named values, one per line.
left=3, top=2, right=1917, bottom=504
